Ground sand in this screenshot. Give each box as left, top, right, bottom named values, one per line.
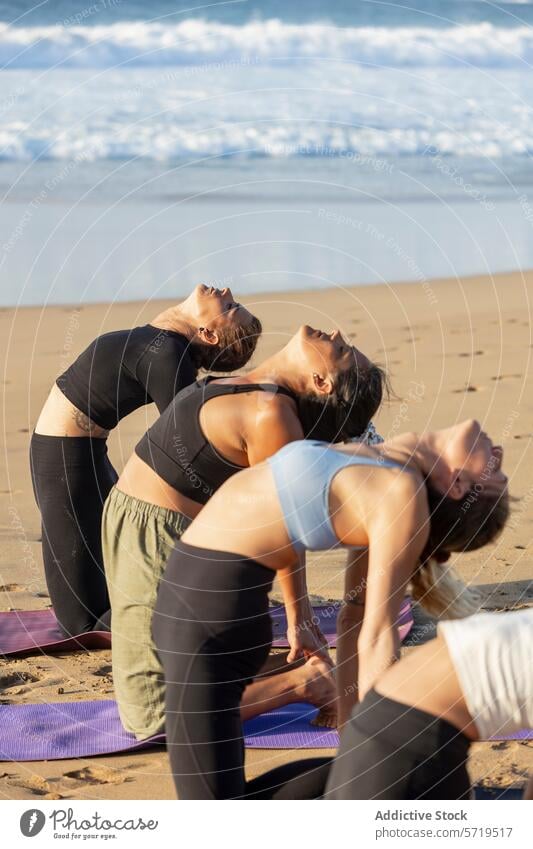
left=1, top=270, right=532, bottom=799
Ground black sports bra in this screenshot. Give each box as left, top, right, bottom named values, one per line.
left=134, top=377, right=296, bottom=505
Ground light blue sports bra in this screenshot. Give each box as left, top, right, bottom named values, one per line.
left=267, top=440, right=402, bottom=553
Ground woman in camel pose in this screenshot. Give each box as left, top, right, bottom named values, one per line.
left=151, top=420, right=508, bottom=798
left=31, top=284, right=261, bottom=636
left=103, top=324, right=386, bottom=739
left=326, top=606, right=532, bottom=799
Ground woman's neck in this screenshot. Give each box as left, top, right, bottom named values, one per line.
left=379, top=431, right=441, bottom=479
left=245, top=351, right=306, bottom=394
left=150, top=305, right=194, bottom=339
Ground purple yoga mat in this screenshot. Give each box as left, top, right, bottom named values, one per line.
left=0, top=609, right=111, bottom=657
left=0, top=699, right=529, bottom=763
left=0, top=700, right=335, bottom=762
left=0, top=701, right=163, bottom=761
left=245, top=702, right=338, bottom=748
left=269, top=597, right=413, bottom=647
left=0, top=600, right=414, bottom=657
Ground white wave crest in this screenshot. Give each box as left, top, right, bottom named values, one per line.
left=1, top=19, right=533, bottom=70
left=0, top=120, right=531, bottom=161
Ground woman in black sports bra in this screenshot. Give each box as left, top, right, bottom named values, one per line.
left=102, top=323, right=387, bottom=741
left=30, top=284, right=261, bottom=638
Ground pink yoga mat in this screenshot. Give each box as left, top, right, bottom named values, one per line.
left=0, top=600, right=414, bottom=657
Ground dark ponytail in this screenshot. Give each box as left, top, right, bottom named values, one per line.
left=296, top=361, right=388, bottom=442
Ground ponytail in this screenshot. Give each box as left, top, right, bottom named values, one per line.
left=410, top=556, right=481, bottom=619
left=416, top=480, right=510, bottom=618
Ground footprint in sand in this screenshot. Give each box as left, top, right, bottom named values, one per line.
left=453, top=385, right=480, bottom=394
left=92, top=664, right=112, bottom=677
left=0, top=583, right=25, bottom=592
left=8, top=775, right=61, bottom=799
left=0, top=670, right=39, bottom=691
left=491, top=374, right=522, bottom=381
left=458, top=351, right=484, bottom=357
left=63, top=766, right=130, bottom=786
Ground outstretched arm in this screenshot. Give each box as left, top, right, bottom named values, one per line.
left=336, top=547, right=369, bottom=728
left=357, top=475, right=428, bottom=700
left=278, top=553, right=331, bottom=664
left=245, top=397, right=333, bottom=660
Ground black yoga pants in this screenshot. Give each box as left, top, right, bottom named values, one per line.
left=153, top=540, right=331, bottom=800
left=30, top=433, right=117, bottom=636
left=324, top=689, right=471, bottom=799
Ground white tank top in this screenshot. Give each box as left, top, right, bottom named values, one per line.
left=439, top=608, right=533, bottom=739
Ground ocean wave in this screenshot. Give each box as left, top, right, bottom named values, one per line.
left=0, top=121, right=531, bottom=161
left=1, top=19, right=533, bottom=70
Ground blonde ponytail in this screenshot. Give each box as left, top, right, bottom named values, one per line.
left=410, top=557, right=481, bottom=619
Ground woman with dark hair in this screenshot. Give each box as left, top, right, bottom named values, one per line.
left=103, top=324, right=386, bottom=740
left=31, top=284, right=261, bottom=638
left=151, top=420, right=508, bottom=799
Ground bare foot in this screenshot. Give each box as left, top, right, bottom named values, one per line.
left=294, top=656, right=338, bottom=728
left=311, top=706, right=338, bottom=729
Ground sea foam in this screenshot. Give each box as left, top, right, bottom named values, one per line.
left=0, top=20, right=533, bottom=69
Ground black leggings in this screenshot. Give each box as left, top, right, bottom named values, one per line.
left=153, top=541, right=330, bottom=800
left=324, top=689, right=471, bottom=799
left=30, top=433, right=117, bottom=636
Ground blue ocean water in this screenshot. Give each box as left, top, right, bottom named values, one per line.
left=0, top=0, right=532, bottom=305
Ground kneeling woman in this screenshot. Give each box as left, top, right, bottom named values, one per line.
left=31, top=284, right=260, bottom=635
left=103, top=325, right=386, bottom=740
left=325, top=607, right=532, bottom=799
left=152, top=420, right=508, bottom=799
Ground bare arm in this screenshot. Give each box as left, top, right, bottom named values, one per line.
left=246, top=400, right=330, bottom=660
left=357, top=477, right=428, bottom=700
left=277, top=553, right=329, bottom=662
left=336, top=548, right=369, bottom=728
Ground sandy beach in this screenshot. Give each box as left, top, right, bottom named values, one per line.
left=1, top=270, right=532, bottom=800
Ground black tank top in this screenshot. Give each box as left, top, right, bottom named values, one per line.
left=56, top=325, right=197, bottom=430
left=135, top=377, right=296, bottom=505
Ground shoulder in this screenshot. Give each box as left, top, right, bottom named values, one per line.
left=252, top=388, right=300, bottom=427
left=137, top=328, right=195, bottom=367
left=243, top=389, right=303, bottom=459
left=370, top=468, right=430, bottom=531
